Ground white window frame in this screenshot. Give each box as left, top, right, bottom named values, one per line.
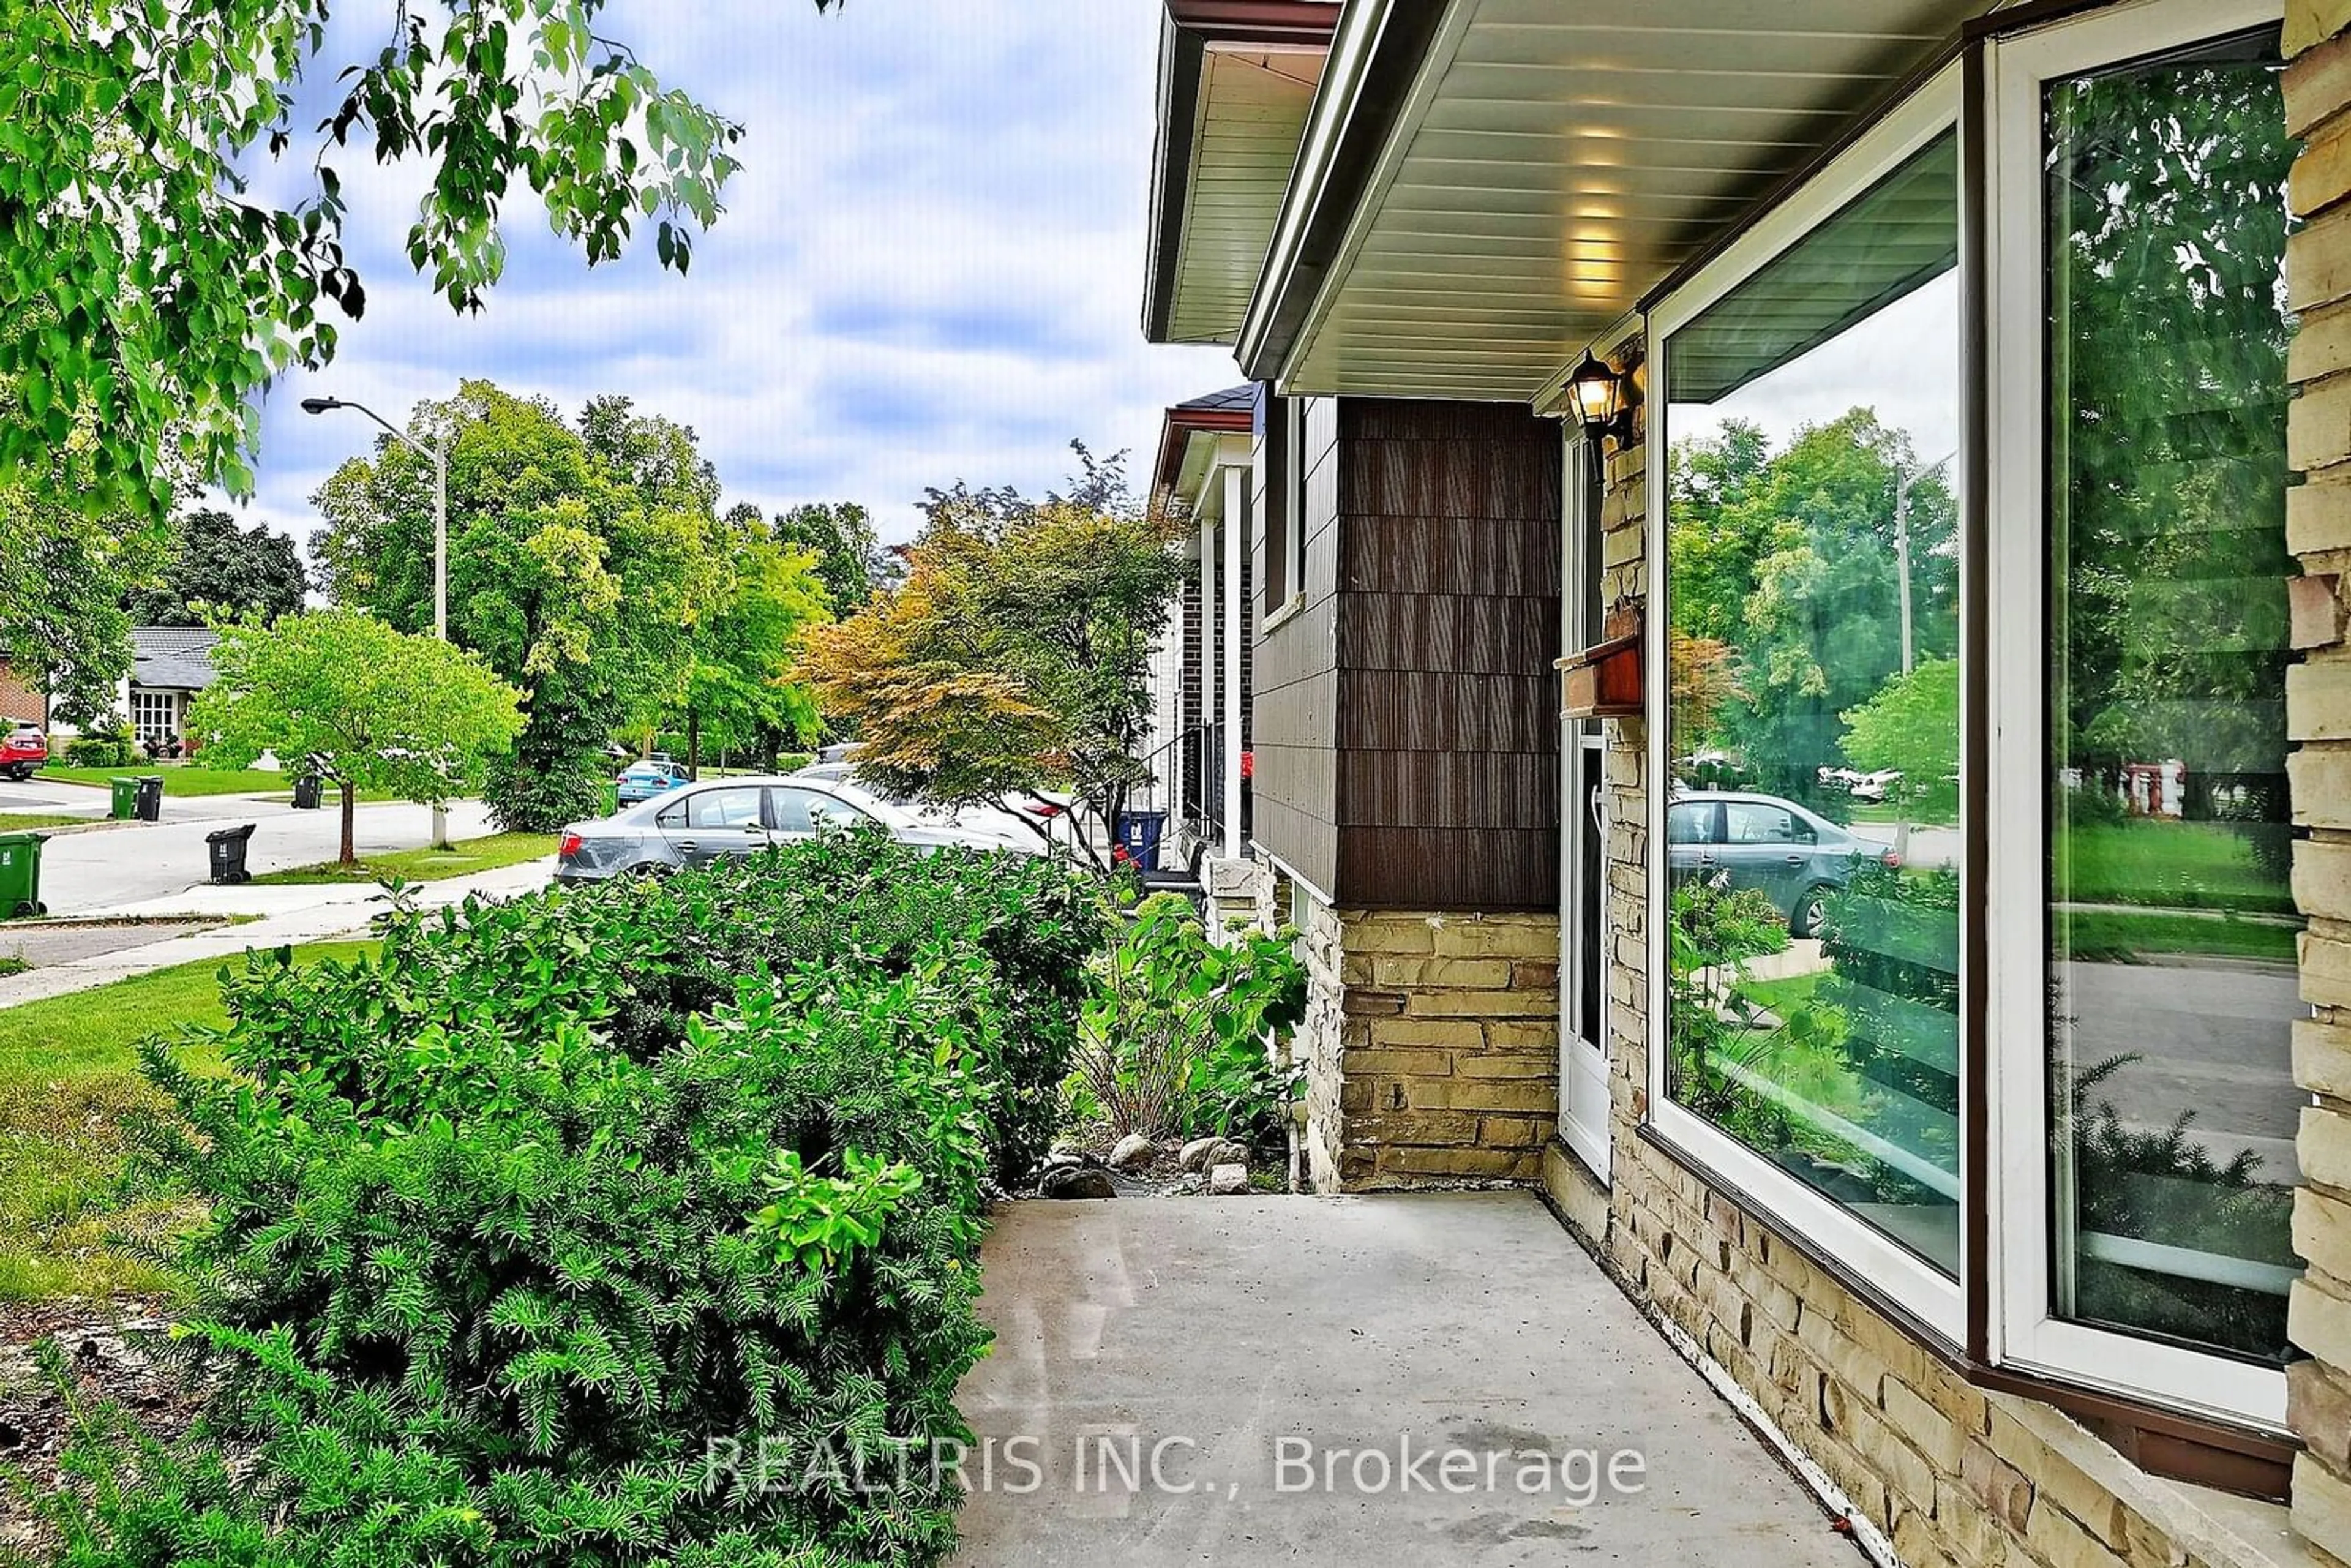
left=1645, top=64, right=1969, bottom=1346
left=131, top=689, right=177, bottom=746
left=1983, top=0, right=2290, bottom=1430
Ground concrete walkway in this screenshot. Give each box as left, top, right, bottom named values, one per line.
left=954, top=1192, right=1858, bottom=1567
left=0, top=859, right=552, bottom=1007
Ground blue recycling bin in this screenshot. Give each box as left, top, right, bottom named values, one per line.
left=1114, top=809, right=1169, bottom=871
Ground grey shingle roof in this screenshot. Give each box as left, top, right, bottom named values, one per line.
left=1172, top=384, right=1257, bottom=414
left=130, top=626, right=218, bottom=692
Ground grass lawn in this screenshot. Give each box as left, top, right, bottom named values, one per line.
left=2059, top=909, right=2299, bottom=966
left=2055, top=819, right=2295, bottom=915
left=0, top=812, right=91, bottom=831
left=0, top=940, right=375, bottom=1302
left=38, top=764, right=285, bottom=797
left=249, top=831, right=557, bottom=886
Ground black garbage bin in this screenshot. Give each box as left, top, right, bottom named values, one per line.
left=206, top=823, right=257, bottom=885
left=1113, top=809, right=1169, bottom=871
left=135, top=775, right=163, bottom=822
left=291, top=774, right=321, bottom=810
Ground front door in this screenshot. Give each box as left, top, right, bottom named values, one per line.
left=1559, top=429, right=1611, bottom=1182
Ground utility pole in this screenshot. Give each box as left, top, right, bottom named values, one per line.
left=302, top=395, right=452, bottom=849
left=1894, top=451, right=1955, bottom=675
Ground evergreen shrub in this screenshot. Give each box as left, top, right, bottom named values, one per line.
left=24, top=834, right=1099, bottom=1568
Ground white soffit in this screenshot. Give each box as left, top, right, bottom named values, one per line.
left=1169, top=46, right=1329, bottom=345
left=1286, top=0, right=1992, bottom=399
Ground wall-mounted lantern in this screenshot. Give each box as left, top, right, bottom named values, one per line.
left=1560, top=350, right=1638, bottom=448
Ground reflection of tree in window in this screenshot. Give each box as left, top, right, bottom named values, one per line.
left=2045, top=32, right=2303, bottom=1364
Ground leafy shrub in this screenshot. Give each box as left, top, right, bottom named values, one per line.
left=486, top=711, right=609, bottom=832
left=31, top=835, right=1099, bottom=1568
left=1662, top=875, right=1790, bottom=1128
left=1074, top=893, right=1306, bottom=1143
left=61, top=718, right=136, bottom=768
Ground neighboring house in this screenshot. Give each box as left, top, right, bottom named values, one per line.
left=0, top=659, right=43, bottom=730
left=1137, top=385, right=1257, bottom=916
left=122, top=626, right=219, bottom=750
left=1141, top=0, right=2351, bottom=1558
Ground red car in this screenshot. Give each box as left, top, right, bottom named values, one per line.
left=1, top=723, right=46, bottom=782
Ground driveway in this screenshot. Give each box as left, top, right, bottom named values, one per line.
left=954, top=1193, right=1857, bottom=1567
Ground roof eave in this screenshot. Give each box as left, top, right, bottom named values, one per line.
left=1154, top=402, right=1258, bottom=499
left=1233, top=0, right=1461, bottom=384
left=1143, top=1, right=1343, bottom=346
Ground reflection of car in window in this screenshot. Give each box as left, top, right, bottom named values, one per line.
left=1665, top=789, right=1892, bottom=937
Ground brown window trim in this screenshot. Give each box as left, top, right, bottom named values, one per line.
left=1622, top=1127, right=2297, bottom=1501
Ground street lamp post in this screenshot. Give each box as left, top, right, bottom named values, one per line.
left=301, top=394, right=452, bottom=848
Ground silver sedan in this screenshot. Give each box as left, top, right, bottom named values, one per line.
left=553, top=775, right=1038, bottom=883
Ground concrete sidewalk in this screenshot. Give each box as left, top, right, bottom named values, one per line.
left=953, top=1192, right=1858, bottom=1567
left=0, top=858, right=552, bottom=1007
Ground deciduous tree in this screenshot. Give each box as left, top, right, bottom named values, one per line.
left=309, top=381, right=735, bottom=828
left=189, top=611, right=524, bottom=865
left=798, top=449, right=1183, bottom=860
left=0, top=0, right=839, bottom=522
left=128, top=509, right=310, bottom=626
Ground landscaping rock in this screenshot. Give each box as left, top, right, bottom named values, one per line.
left=1209, top=1161, right=1249, bottom=1196
left=1039, top=1165, right=1117, bottom=1201
left=1180, top=1136, right=1250, bottom=1172
left=1107, top=1133, right=1156, bottom=1170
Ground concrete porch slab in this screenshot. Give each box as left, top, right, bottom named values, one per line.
left=954, top=1191, right=1860, bottom=1567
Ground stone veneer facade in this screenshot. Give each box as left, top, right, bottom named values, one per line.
left=2289, top=4, right=2351, bottom=1557
left=1247, top=871, right=1560, bottom=1192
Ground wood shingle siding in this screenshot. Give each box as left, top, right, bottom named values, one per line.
left=1251, top=394, right=1561, bottom=911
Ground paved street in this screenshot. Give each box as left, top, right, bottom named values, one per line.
left=2060, top=957, right=2306, bottom=1182
left=0, top=779, right=498, bottom=915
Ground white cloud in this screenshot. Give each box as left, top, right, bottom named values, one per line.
left=227, top=1, right=1242, bottom=555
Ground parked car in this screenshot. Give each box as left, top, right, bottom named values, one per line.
left=0, top=723, right=45, bottom=782
left=1820, top=766, right=1903, bottom=804
left=614, top=759, right=690, bottom=805
left=1665, top=789, right=1898, bottom=937
left=790, top=760, right=1054, bottom=852
left=553, top=775, right=1042, bottom=883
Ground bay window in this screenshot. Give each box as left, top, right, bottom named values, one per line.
left=1648, top=0, right=2303, bottom=1430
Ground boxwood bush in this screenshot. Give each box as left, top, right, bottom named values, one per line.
left=23, top=833, right=1101, bottom=1568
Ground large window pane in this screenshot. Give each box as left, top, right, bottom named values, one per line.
left=2045, top=31, right=2303, bottom=1365
left=1664, top=132, right=1962, bottom=1275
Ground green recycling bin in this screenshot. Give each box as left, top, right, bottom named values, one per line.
left=0, top=830, right=47, bottom=918
left=110, top=776, right=139, bottom=820
left=599, top=781, right=620, bottom=816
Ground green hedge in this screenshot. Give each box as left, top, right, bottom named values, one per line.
left=24, top=833, right=1102, bottom=1568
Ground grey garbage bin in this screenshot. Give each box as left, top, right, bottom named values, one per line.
left=206, top=823, right=257, bottom=885
left=135, top=775, right=163, bottom=822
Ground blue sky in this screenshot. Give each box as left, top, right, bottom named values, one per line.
left=238, top=1, right=1240, bottom=549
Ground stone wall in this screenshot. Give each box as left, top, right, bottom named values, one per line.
left=1284, top=898, right=1560, bottom=1191
left=2289, top=8, right=2351, bottom=1557
left=1542, top=347, right=2320, bottom=1567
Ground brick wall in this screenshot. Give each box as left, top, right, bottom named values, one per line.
left=0, top=662, right=40, bottom=728
left=2289, top=9, right=2351, bottom=1558
left=1539, top=350, right=2308, bottom=1568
